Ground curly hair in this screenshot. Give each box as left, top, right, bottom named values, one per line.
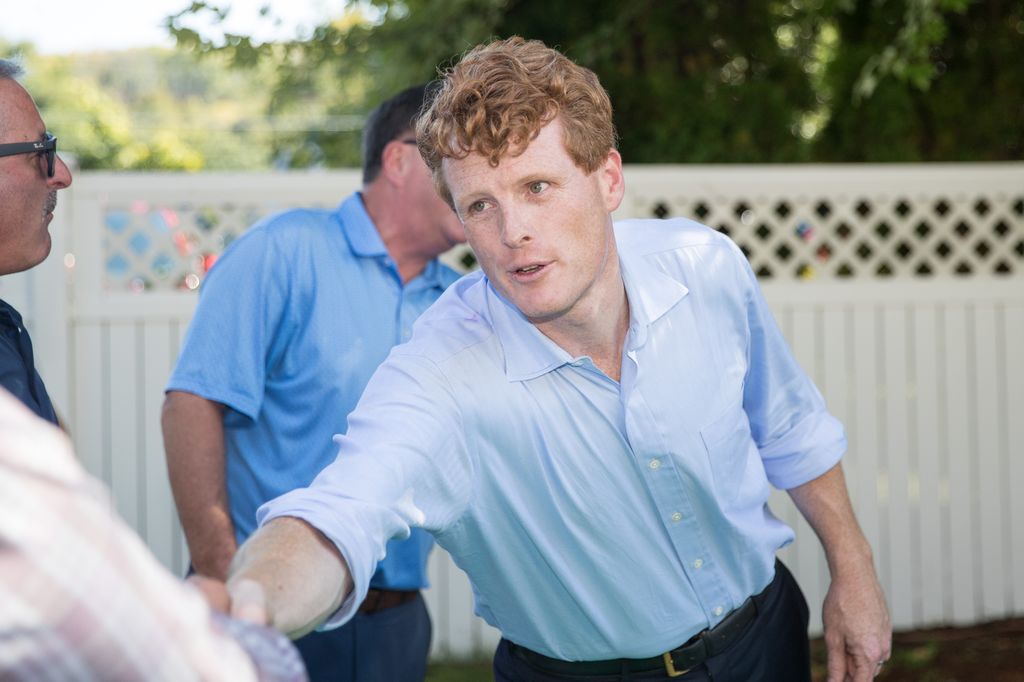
left=417, top=37, right=617, bottom=206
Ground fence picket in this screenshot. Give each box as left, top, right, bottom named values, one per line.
left=882, top=306, right=914, bottom=628
left=1003, top=304, right=1024, bottom=613
left=973, top=304, right=1008, bottom=619
left=850, top=304, right=881, bottom=566
left=943, top=305, right=977, bottom=623
left=170, top=319, right=191, bottom=577
left=142, top=322, right=176, bottom=570
left=108, top=321, right=140, bottom=531
left=72, top=323, right=105, bottom=483
left=912, top=305, right=945, bottom=624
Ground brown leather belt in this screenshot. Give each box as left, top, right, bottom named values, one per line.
left=357, top=589, right=420, bottom=614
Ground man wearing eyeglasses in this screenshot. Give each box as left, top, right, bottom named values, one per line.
left=0, top=59, right=73, bottom=425
left=162, top=84, right=466, bottom=682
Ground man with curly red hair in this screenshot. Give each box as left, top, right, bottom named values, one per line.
left=213, top=37, right=892, bottom=682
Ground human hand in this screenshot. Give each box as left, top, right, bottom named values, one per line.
left=188, top=575, right=269, bottom=626
left=822, top=568, right=892, bottom=681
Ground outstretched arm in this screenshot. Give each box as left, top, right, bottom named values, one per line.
left=788, top=463, right=891, bottom=682
left=226, top=516, right=353, bottom=639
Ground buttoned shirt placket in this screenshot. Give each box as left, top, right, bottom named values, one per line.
left=619, top=315, right=733, bottom=628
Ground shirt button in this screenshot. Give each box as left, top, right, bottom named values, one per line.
left=670, top=512, right=683, bottom=523
left=713, top=606, right=724, bottom=617
left=648, top=458, right=661, bottom=470
left=693, top=558, right=703, bottom=569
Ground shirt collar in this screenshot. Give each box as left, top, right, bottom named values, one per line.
left=618, top=249, right=689, bottom=342
left=338, top=192, right=388, bottom=258
left=0, top=299, right=23, bottom=329
left=486, top=246, right=690, bottom=382
left=337, top=192, right=447, bottom=289
left=485, top=284, right=575, bottom=382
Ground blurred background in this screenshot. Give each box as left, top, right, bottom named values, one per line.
left=3, top=0, right=1021, bottom=171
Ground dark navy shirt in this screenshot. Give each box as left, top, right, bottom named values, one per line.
left=0, top=299, right=58, bottom=425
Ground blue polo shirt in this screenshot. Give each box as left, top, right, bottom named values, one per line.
left=168, top=193, right=460, bottom=590
left=0, top=299, right=57, bottom=425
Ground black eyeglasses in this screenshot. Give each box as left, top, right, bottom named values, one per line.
left=401, top=138, right=418, bottom=145
left=0, top=132, right=57, bottom=178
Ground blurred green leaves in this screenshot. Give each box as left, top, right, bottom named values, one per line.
left=5, top=0, right=1021, bottom=169
left=164, top=0, right=1022, bottom=165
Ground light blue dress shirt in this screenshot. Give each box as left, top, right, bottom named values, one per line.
left=260, top=218, right=846, bottom=659
left=168, top=193, right=459, bottom=590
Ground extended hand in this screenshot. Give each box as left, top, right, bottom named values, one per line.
left=822, top=569, right=892, bottom=681
left=187, top=574, right=269, bottom=625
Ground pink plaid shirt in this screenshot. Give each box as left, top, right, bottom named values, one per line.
left=0, top=388, right=306, bottom=681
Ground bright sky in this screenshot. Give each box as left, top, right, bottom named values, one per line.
left=2, top=0, right=343, bottom=54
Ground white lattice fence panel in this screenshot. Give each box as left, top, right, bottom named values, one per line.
left=618, top=164, right=1024, bottom=280
left=82, top=172, right=363, bottom=293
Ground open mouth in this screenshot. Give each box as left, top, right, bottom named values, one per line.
left=508, top=262, right=550, bottom=283
left=516, top=264, right=544, bottom=274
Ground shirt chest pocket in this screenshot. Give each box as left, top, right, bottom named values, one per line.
left=699, top=398, right=756, bottom=507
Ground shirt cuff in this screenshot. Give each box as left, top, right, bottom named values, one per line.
left=760, top=411, right=847, bottom=489
left=256, top=491, right=385, bottom=630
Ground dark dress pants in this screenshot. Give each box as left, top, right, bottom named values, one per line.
left=493, top=561, right=811, bottom=682
left=294, top=592, right=432, bottom=682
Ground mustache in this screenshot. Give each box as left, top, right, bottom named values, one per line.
left=44, top=192, right=57, bottom=214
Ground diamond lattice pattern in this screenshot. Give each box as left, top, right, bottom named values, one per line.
left=102, top=188, right=1024, bottom=291
left=642, top=193, right=1023, bottom=280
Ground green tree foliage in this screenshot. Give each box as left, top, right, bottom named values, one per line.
left=167, top=0, right=1021, bottom=165
left=1, top=41, right=278, bottom=170
left=814, top=0, right=1024, bottom=161
left=8, top=1, right=1020, bottom=169
left=493, top=2, right=817, bottom=162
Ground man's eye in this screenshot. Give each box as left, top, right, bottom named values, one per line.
left=468, top=200, right=487, bottom=214
left=528, top=181, right=549, bottom=194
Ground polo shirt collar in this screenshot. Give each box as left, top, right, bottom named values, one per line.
left=336, top=192, right=447, bottom=289
left=338, top=193, right=387, bottom=258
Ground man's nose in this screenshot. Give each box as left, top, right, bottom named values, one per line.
left=48, top=154, right=72, bottom=189
left=499, top=206, right=533, bottom=248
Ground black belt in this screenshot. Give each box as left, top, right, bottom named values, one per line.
left=357, top=589, right=420, bottom=614
left=509, top=571, right=777, bottom=678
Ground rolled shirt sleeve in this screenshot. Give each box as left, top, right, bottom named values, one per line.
left=731, top=239, right=847, bottom=489
left=257, top=351, right=473, bottom=629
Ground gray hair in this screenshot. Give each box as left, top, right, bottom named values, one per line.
left=0, top=58, right=24, bottom=81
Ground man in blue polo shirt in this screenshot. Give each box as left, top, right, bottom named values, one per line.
left=161, top=84, right=465, bottom=682
left=0, top=59, right=73, bottom=425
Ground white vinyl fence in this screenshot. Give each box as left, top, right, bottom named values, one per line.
left=2, top=164, right=1022, bottom=659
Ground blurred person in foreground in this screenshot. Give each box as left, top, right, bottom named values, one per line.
left=0, top=59, right=72, bottom=425
left=0, top=386, right=307, bottom=682
left=211, top=38, right=892, bottom=682
left=161, top=84, right=465, bottom=681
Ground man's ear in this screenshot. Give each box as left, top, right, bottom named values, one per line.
left=599, top=149, right=625, bottom=213
left=379, top=139, right=411, bottom=187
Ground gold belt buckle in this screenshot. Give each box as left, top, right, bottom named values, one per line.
left=662, top=652, right=690, bottom=678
